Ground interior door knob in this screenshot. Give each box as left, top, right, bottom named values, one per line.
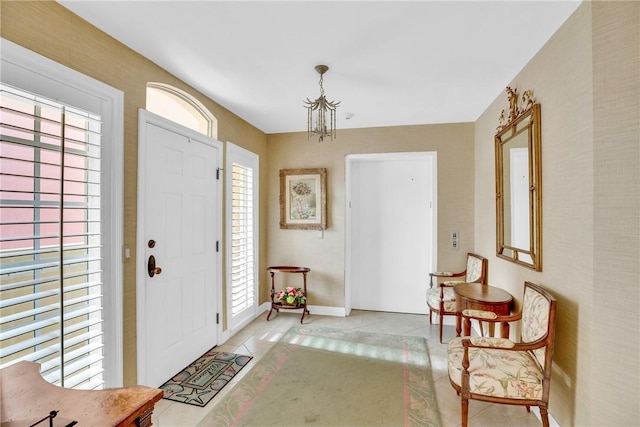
left=148, top=255, right=162, bottom=277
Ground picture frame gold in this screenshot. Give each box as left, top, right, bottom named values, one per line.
left=279, top=168, right=327, bottom=230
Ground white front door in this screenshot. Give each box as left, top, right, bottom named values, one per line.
left=137, top=110, right=222, bottom=387
left=346, top=152, right=437, bottom=315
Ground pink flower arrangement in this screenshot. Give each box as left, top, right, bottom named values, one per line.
left=275, top=286, right=306, bottom=306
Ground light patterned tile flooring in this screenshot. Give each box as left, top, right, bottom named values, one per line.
left=152, top=310, right=543, bottom=427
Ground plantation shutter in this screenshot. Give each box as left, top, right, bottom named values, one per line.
left=230, top=163, right=255, bottom=317
left=0, top=84, right=105, bottom=389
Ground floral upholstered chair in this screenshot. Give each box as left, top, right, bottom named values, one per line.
left=447, top=281, right=557, bottom=427
left=426, top=253, right=487, bottom=343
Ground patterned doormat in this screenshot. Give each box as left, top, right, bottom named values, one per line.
left=159, top=349, right=253, bottom=407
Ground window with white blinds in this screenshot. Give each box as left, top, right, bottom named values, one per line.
left=230, top=163, right=254, bottom=314
left=226, top=143, right=258, bottom=331
left=0, top=84, right=105, bottom=389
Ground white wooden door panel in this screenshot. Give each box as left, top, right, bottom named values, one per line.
left=137, top=111, right=221, bottom=387
left=347, top=153, right=436, bottom=315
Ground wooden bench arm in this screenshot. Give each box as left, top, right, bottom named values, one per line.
left=462, top=309, right=522, bottom=324
left=461, top=332, right=550, bottom=352
left=429, top=271, right=464, bottom=288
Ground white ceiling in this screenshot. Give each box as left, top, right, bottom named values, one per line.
left=58, top=1, right=581, bottom=134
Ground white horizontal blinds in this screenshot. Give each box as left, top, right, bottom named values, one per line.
left=230, top=163, right=254, bottom=317
left=0, top=84, right=105, bottom=390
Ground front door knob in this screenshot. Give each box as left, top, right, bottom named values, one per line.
left=148, top=255, right=162, bottom=277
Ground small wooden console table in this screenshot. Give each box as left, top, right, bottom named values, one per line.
left=1, top=361, right=163, bottom=426
left=266, top=266, right=310, bottom=324
left=454, top=282, right=513, bottom=338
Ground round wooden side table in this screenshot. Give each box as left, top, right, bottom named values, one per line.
left=266, top=266, right=310, bottom=323
left=454, top=282, right=513, bottom=337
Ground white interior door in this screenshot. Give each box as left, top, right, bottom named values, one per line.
left=346, top=152, right=437, bottom=315
left=137, top=110, right=222, bottom=387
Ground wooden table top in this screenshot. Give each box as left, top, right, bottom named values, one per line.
left=1, top=361, right=163, bottom=426
left=267, top=266, right=310, bottom=273
left=454, top=283, right=513, bottom=304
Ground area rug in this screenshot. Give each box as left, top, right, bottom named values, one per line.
left=159, top=349, right=253, bottom=407
left=198, top=325, right=442, bottom=426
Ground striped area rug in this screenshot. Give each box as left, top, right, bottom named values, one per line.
left=199, top=325, right=441, bottom=426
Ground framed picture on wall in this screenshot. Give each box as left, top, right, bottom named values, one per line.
left=279, top=168, right=327, bottom=230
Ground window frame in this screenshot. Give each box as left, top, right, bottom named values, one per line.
left=146, top=82, right=218, bottom=139
left=225, top=142, right=259, bottom=334
left=1, top=38, right=124, bottom=387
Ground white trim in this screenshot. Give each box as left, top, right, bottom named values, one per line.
left=219, top=302, right=346, bottom=347
left=306, top=305, right=347, bottom=317
left=344, top=152, right=438, bottom=316
left=531, top=407, right=561, bottom=427
left=135, top=112, right=148, bottom=385
left=257, top=302, right=346, bottom=318
left=224, top=142, right=260, bottom=335
left=146, top=82, right=218, bottom=139
left=1, top=38, right=124, bottom=388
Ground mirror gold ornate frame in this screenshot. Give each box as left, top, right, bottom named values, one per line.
left=495, top=87, right=542, bottom=271
left=279, top=168, right=327, bottom=230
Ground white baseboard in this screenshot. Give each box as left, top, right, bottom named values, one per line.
left=258, top=302, right=347, bottom=317
left=259, top=301, right=271, bottom=314
left=307, top=305, right=347, bottom=317
left=531, top=406, right=560, bottom=427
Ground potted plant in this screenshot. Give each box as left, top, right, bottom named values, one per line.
left=275, top=286, right=306, bottom=306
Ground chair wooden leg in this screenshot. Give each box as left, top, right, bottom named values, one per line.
left=429, top=310, right=433, bottom=325
left=461, top=396, right=469, bottom=427
left=439, top=315, right=444, bottom=343
left=540, top=405, right=550, bottom=427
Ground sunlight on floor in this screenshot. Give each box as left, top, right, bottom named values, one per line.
left=283, top=330, right=429, bottom=367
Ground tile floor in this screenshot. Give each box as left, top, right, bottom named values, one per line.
left=152, top=310, right=543, bottom=427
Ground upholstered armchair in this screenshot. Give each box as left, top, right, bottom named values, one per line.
left=426, top=253, right=487, bottom=343
left=447, top=281, right=557, bottom=427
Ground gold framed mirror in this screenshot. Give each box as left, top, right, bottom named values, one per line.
left=495, top=87, right=542, bottom=271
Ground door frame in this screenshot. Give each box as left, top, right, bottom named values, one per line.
left=345, top=152, right=437, bottom=315
left=136, top=109, right=223, bottom=385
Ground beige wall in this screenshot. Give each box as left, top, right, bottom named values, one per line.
left=475, top=2, right=639, bottom=425
left=0, top=1, right=269, bottom=386
left=266, top=124, right=475, bottom=307
left=590, top=1, right=640, bottom=424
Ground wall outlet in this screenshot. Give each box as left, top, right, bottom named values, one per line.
left=451, top=230, right=459, bottom=250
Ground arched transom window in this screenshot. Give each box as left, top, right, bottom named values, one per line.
left=146, top=82, right=218, bottom=139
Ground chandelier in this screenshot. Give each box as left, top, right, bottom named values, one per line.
left=303, top=65, right=340, bottom=142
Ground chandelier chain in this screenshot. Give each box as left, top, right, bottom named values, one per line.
left=318, top=74, right=325, bottom=97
